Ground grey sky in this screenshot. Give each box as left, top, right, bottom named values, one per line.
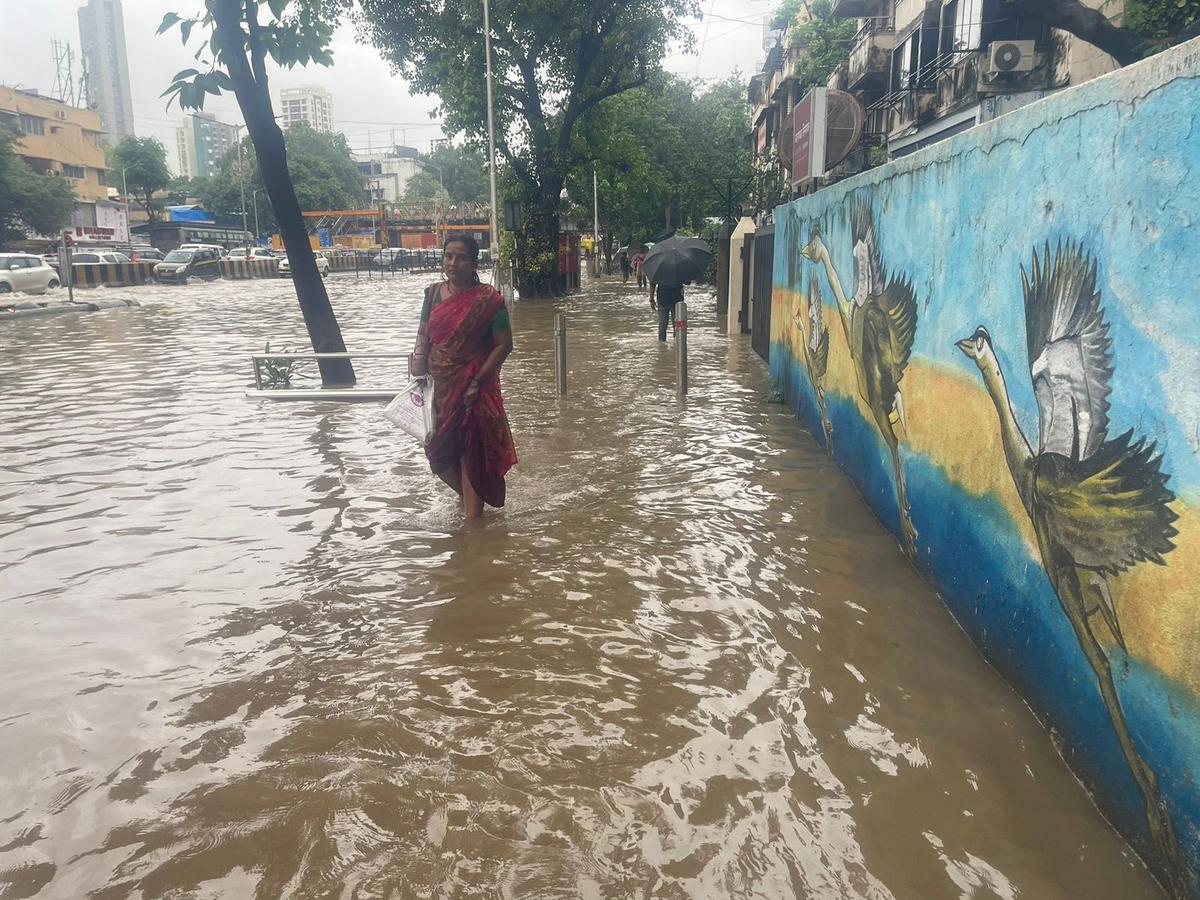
left=0, top=0, right=772, bottom=174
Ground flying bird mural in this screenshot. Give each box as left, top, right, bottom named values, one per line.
left=957, top=241, right=1180, bottom=879
left=796, top=273, right=832, bottom=452
left=802, top=203, right=919, bottom=554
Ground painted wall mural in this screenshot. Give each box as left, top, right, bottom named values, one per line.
left=771, top=40, right=1200, bottom=896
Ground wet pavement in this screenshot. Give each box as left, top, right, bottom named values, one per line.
left=0, top=273, right=1164, bottom=898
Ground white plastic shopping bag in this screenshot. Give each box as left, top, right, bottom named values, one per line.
left=384, top=376, right=437, bottom=444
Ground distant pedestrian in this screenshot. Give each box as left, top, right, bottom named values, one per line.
left=633, top=246, right=647, bottom=289
left=649, top=280, right=684, bottom=343
left=618, top=247, right=631, bottom=283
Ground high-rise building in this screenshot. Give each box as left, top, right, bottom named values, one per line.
left=78, top=0, right=135, bottom=141
left=175, top=113, right=239, bottom=178
left=279, top=86, right=334, bottom=133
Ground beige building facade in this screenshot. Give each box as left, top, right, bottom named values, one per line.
left=0, top=86, right=129, bottom=241
left=0, top=86, right=108, bottom=202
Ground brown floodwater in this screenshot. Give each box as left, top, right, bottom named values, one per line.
left=0, top=274, right=1163, bottom=898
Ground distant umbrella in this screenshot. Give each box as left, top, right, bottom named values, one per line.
left=643, top=236, right=713, bottom=287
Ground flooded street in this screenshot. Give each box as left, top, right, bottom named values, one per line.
left=0, top=274, right=1163, bottom=898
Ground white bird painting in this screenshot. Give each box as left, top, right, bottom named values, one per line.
left=957, top=241, right=1181, bottom=887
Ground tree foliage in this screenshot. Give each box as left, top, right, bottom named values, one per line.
left=0, top=125, right=77, bottom=243
left=791, top=1, right=856, bottom=88
left=1124, top=0, right=1200, bottom=40
left=564, top=74, right=750, bottom=255
left=196, top=124, right=363, bottom=232
left=424, top=142, right=488, bottom=204
left=357, top=0, right=702, bottom=295
left=403, top=170, right=445, bottom=202
left=107, top=136, right=172, bottom=221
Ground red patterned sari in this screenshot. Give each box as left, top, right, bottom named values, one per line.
left=425, top=283, right=517, bottom=507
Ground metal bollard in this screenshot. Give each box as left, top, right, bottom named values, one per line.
left=676, top=301, right=688, bottom=399
left=554, top=313, right=567, bottom=395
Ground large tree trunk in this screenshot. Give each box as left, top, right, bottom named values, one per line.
left=1000, top=0, right=1152, bottom=66
left=213, top=0, right=354, bottom=387
left=515, top=178, right=565, bottom=297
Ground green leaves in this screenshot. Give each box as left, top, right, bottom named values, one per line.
left=0, top=124, right=77, bottom=242
left=106, top=136, right=172, bottom=220
left=157, top=12, right=182, bottom=34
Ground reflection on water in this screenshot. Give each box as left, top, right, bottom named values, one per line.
left=0, top=275, right=1162, bottom=897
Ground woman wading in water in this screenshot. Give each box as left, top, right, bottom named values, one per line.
left=411, top=235, right=517, bottom=519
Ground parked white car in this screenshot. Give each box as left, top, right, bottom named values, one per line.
left=0, top=253, right=60, bottom=295
left=277, top=254, right=329, bottom=277
left=71, top=251, right=134, bottom=265
left=224, top=247, right=276, bottom=261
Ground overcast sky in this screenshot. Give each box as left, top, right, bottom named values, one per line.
left=0, top=0, right=774, bottom=175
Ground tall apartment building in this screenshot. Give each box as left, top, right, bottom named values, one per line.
left=78, top=0, right=135, bottom=141
left=0, top=85, right=127, bottom=240
left=175, top=113, right=239, bottom=178
left=279, top=86, right=334, bottom=133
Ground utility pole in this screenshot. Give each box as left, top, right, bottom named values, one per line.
left=234, top=124, right=248, bottom=249
left=121, top=167, right=130, bottom=244
left=482, top=0, right=502, bottom=284
left=593, top=166, right=599, bottom=272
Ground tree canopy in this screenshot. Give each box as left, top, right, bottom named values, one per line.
left=107, top=136, right=172, bottom=221
left=0, top=125, right=77, bottom=243
left=790, top=1, right=856, bottom=89
left=564, top=73, right=750, bottom=253
left=196, top=124, right=363, bottom=233
left=402, top=170, right=445, bottom=203
left=357, top=0, right=702, bottom=295
left=424, top=142, right=488, bottom=204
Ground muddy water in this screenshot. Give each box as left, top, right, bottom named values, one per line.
left=0, top=274, right=1162, bottom=898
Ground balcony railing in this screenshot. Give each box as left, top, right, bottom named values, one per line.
left=847, top=17, right=896, bottom=90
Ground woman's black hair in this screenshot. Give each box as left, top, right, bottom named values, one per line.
left=443, top=233, right=480, bottom=263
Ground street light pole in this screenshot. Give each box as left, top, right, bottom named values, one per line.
left=121, top=167, right=130, bottom=245
left=253, top=188, right=264, bottom=240
left=234, top=124, right=248, bottom=249
left=592, top=166, right=599, bottom=272
left=482, top=0, right=502, bottom=284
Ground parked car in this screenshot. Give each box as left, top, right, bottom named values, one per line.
left=128, top=248, right=164, bottom=263
left=224, top=247, right=275, bottom=261
left=277, top=254, right=330, bottom=277
left=72, top=251, right=133, bottom=265
left=0, top=253, right=60, bottom=294
left=153, top=247, right=223, bottom=283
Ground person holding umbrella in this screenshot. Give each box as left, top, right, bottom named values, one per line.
left=643, top=235, right=713, bottom=342
left=649, top=279, right=684, bottom=342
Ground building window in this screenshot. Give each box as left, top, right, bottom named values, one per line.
left=19, top=114, right=45, bottom=136
left=63, top=164, right=86, bottom=179
left=949, top=0, right=983, bottom=52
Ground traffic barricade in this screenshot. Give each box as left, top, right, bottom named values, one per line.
left=70, top=262, right=157, bottom=287
left=219, top=258, right=280, bottom=279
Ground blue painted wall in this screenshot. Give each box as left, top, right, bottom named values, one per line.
left=771, top=40, right=1200, bottom=895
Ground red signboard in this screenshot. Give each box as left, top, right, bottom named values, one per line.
left=74, top=225, right=116, bottom=239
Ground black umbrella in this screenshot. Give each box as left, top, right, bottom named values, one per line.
left=643, top=235, right=713, bottom=287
